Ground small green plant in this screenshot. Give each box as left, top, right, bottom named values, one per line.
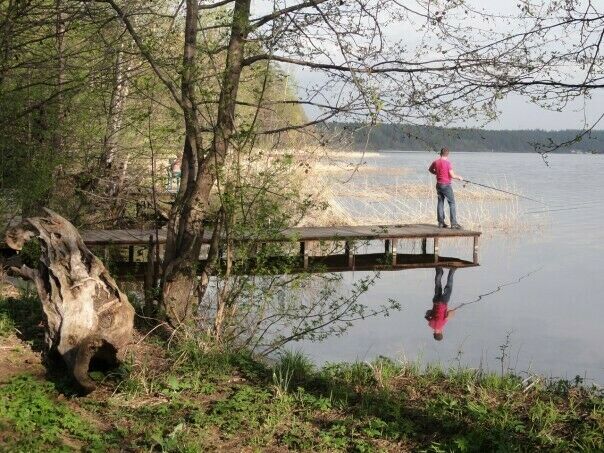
left=496, top=330, right=514, bottom=376
left=272, top=349, right=314, bottom=394
left=0, top=375, right=106, bottom=450
left=0, top=303, right=15, bottom=336
left=367, top=356, right=402, bottom=388
left=206, top=385, right=272, bottom=436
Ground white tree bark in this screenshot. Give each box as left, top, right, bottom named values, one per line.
left=103, top=44, right=130, bottom=173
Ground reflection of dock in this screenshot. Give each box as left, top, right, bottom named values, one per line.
left=78, top=224, right=480, bottom=276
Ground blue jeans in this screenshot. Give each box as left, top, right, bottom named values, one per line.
left=433, top=266, right=455, bottom=303
left=436, top=183, right=457, bottom=225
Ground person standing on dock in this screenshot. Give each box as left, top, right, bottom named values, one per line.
left=428, top=147, right=463, bottom=229
left=425, top=267, right=457, bottom=341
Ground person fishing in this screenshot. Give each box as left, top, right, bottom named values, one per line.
left=425, top=267, right=457, bottom=341
left=428, top=147, right=463, bottom=229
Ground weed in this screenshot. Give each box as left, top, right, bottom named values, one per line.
left=0, top=375, right=107, bottom=450
left=496, top=330, right=514, bottom=376
left=273, top=349, right=315, bottom=394
left=280, top=420, right=317, bottom=450
left=205, top=385, right=273, bottom=436
left=367, top=356, right=403, bottom=388
left=2, top=328, right=603, bottom=451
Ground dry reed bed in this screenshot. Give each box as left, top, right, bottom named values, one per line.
left=291, top=150, right=541, bottom=234
left=221, top=146, right=542, bottom=235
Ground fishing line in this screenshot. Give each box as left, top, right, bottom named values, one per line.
left=451, top=266, right=543, bottom=312
left=461, top=179, right=548, bottom=205
left=524, top=200, right=599, bottom=214
left=525, top=206, right=592, bottom=215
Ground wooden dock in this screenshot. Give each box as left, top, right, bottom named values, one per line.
left=78, top=224, right=481, bottom=275
left=80, top=224, right=480, bottom=247
left=2, top=224, right=480, bottom=276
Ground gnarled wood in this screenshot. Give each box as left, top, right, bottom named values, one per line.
left=5, top=208, right=135, bottom=393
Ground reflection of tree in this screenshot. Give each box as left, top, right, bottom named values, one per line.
left=199, top=272, right=400, bottom=356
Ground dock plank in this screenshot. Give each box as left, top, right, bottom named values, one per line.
left=79, top=224, right=480, bottom=246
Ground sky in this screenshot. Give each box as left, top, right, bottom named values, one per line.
left=266, top=0, right=604, bottom=131
left=292, top=70, right=604, bottom=131
left=485, top=92, right=604, bottom=131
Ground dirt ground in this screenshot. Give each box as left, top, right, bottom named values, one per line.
left=0, top=334, right=45, bottom=384
left=0, top=278, right=45, bottom=383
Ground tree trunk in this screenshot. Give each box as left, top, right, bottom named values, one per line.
left=103, top=43, right=130, bottom=174
left=54, top=0, right=66, bottom=155
left=160, top=0, right=252, bottom=326
left=5, top=208, right=135, bottom=394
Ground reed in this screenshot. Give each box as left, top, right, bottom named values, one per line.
left=294, top=153, right=540, bottom=233
left=212, top=145, right=542, bottom=233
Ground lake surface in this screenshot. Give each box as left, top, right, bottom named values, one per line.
left=298, top=152, right=604, bottom=384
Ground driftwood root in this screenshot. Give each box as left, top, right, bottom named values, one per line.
left=5, top=208, right=135, bottom=394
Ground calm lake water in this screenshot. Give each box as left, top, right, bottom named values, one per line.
left=298, top=152, right=604, bottom=384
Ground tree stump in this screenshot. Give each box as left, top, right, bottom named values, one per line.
left=5, top=208, right=135, bottom=393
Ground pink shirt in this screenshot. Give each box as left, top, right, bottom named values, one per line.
left=428, top=302, right=449, bottom=331
left=429, top=158, right=452, bottom=184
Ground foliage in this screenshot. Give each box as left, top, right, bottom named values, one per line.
left=273, top=349, right=315, bottom=394
left=0, top=375, right=106, bottom=451
left=0, top=292, right=43, bottom=339
left=3, top=341, right=604, bottom=452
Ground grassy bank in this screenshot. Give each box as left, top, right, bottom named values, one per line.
left=1, top=294, right=603, bottom=452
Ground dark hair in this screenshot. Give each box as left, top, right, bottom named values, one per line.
left=433, top=332, right=443, bottom=341
left=440, top=147, right=450, bottom=156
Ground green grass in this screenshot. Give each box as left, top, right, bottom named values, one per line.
left=0, top=375, right=108, bottom=451
left=0, top=291, right=43, bottom=339
left=273, top=349, right=315, bottom=394
left=1, top=310, right=603, bottom=451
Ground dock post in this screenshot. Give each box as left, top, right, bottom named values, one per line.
left=384, top=239, right=391, bottom=254
left=345, top=241, right=354, bottom=268
left=301, top=241, right=309, bottom=269
left=392, top=239, right=397, bottom=265
left=128, top=245, right=134, bottom=263
left=103, top=246, right=109, bottom=263
left=433, top=237, right=439, bottom=263
left=473, top=235, right=479, bottom=264
left=421, top=238, right=427, bottom=254
left=145, top=235, right=155, bottom=292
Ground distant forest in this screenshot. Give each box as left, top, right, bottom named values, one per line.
left=322, top=123, right=604, bottom=153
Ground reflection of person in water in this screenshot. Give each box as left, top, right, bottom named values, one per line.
left=425, top=267, right=457, bottom=341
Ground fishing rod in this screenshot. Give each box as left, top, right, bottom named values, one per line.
left=461, top=178, right=548, bottom=205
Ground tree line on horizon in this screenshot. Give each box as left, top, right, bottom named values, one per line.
left=324, top=123, right=604, bottom=153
